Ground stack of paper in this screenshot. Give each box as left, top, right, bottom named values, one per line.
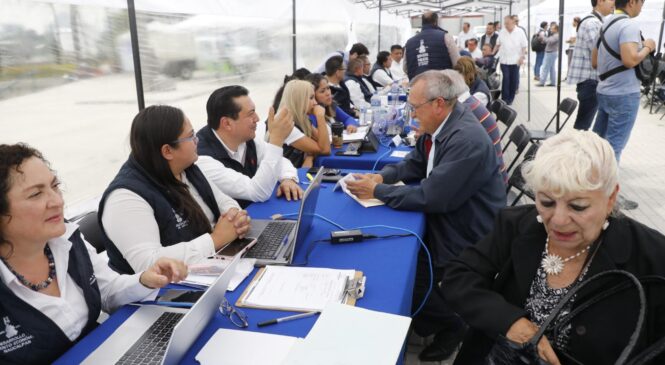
left=343, top=126, right=370, bottom=142
left=196, top=329, right=300, bottom=365
left=182, top=258, right=255, bottom=291
left=334, top=174, right=404, bottom=208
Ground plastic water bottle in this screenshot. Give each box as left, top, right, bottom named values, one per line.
left=359, top=106, right=367, bottom=125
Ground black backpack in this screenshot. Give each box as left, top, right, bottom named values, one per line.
left=597, top=15, right=659, bottom=85
left=531, top=30, right=546, bottom=52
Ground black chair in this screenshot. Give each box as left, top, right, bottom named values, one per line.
left=529, top=98, right=578, bottom=141
left=502, top=124, right=532, bottom=175
left=75, top=211, right=106, bottom=253
left=506, top=143, right=540, bottom=206
left=496, top=104, right=517, bottom=142
left=490, top=99, right=506, bottom=115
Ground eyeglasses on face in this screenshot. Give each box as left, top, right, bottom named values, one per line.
left=171, top=134, right=199, bottom=145
left=405, top=97, right=441, bottom=112
left=219, top=297, right=248, bottom=328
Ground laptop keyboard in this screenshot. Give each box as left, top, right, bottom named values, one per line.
left=244, top=221, right=296, bottom=260
left=115, top=311, right=184, bottom=365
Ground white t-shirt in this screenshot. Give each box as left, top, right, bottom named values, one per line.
left=496, top=28, right=528, bottom=65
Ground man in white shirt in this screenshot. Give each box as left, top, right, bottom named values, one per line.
left=466, top=38, right=483, bottom=59
left=313, top=43, right=370, bottom=74
left=344, top=58, right=373, bottom=109
left=457, top=22, right=475, bottom=49
left=389, top=44, right=407, bottom=81
left=494, top=15, right=528, bottom=105
left=196, top=85, right=302, bottom=206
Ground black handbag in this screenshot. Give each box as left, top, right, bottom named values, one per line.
left=487, top=270, right=647, bottom=365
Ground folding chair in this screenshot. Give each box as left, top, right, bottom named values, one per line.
left=502, top=124, right=531, bottom=175
left=496, top=103, right=517, bottom=142
left=529, top=98, right=578, bottom=141
left=506, top=143, right=540, bottom=206
left=75, top=211, right=107, bottom=253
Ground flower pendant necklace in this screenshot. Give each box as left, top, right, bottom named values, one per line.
left=541, top=237, right=591, bottom=276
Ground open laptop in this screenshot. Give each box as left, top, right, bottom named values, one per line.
left=81, top=255, right=241, bottom=365
left=243, top=168, right=323, bottom=266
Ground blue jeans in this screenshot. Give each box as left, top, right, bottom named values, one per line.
left=500, top=64, right=519, bottom=105
left=593, top=92, right=640, bottom=162
left=534, top=51, right=544, bottom=77
left=573, top=79, right=599, bottom=130
left=539, top=52, right=557, bottom=85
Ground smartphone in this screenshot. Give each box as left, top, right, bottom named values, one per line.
left=214, top=237, right=257, bottom=259
left=157, top=289, right=204, bottom=303
left=307, top=166, right=321, bottom=175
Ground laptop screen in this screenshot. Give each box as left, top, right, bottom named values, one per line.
left=289, top=169, right=324, bottom=259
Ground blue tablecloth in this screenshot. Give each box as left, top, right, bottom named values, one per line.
left=55, top=169, right=424, bottom=364
left=316, top=144, right=414, bottom=171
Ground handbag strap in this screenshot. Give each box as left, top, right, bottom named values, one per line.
left=528, top=270, right=646, bottom=364
left=624, top=275, right=665, bottom=365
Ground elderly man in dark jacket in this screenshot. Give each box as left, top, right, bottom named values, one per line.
left=347, top=70, right=506, bottom=361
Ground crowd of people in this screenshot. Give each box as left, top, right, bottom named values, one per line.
left=1, top=1, right=664, bottom=364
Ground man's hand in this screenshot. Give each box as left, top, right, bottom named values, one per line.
left=276, top=178, right=304, bottom=201
left=140, top=258, right=188, bottom=289
left=506, top=318, right=561, bottom=365
left=346, top=124, right=358, bottom=133
left=267, top=107, right=294, bottom=147
left=345, top=173, right=380, bottom=199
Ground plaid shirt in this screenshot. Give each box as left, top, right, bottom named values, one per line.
left=567, top=13, right=603, bottom=84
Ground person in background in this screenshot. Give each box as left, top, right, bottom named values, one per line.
left=370, top=51, right=395, bottom=87
left=344, top=58, right=373, bottom=110
left=0, top=143, right=188, bottom=364
left=494, top=15, right=528, bottom=105
left=403, top=11, right=460, bottom=79
left=196, top=85, right=303, bottom=207
left=306, top=73, right=359, bottom=133
left=389, top=44, right=407, bottom=80
left=313, top=42, right=369, bottom=74
left=480, top=22, right=499, bottom=50
left=274, top=79, right=331, bottom=168
left=476, top=43, right=497, bottom=73
left=346, top=70, right=506, bottom=362
left=443, top=130, right=665, bottom=365
left=568, top=0, right=615, bottom=131
left=466, top=38, right=483, bottom=59
left=494, top=20, right=501, bottom=32
left=455, top=56, right=491, bottom=108
left=324, top=55, right=356, bottom=117
left=592, top=0, right=655, bottom=210
left=566, top=17, right=582, bottom=78
left=358, top=55, right=379, bottom=92
left=99, top=105, right=250, bottom=274
left=533, top=21, right=549, bottom=81
left=457, top=22, right=475, bottom=49
left=537, top=23, right=560, bottom=87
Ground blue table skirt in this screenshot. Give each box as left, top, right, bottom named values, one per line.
left=55, top=169, right=424, bottom=364
left=316, top=144, right=414, bottom=171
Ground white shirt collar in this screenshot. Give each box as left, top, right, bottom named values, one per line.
left=458, top=91, right=471, bottom=103
left=212, top=128, right=246, bottom=164
left=432, top=112, right=450, bottom=140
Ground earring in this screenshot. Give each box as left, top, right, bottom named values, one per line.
left=536, top=215, right=543, bottom=223
left=602, top=219, right=610, bottom=231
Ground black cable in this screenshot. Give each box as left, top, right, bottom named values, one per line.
left=291, top=233, right=414, bottom=266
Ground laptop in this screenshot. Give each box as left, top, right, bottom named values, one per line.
left=243, top=168, right=323, bottom=266
left=81, top=255, right=241, bottom=365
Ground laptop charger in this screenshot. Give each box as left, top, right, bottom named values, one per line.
left=330, top=229, right=364, bottom=244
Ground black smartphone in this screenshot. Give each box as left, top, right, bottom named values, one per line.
left=307, top=166, right=321, bottom=175
left=157, top=289, right=204, bottom=303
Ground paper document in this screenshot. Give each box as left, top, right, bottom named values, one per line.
left=334, top=174, right=404, bottom=208
left=282, top=303, right=412, bottom=365
left=343, top=126, right=369, bottom=142
left=390, top=150, right=410, bottom=158
left=240, top=266, right=356, bottom=312
left=181, top=258, right=255, bottom=291
left=196, top=329, right=300, bottom=365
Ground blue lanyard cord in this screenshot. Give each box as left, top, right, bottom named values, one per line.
left=372, top=139, right=394, bottom=172
left=276, top=212, right=433, bottom=318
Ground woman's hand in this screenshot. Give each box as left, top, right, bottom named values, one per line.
left=506, top=317, right=561, bottom=365
left=346, top=125, right=358, bottom=133
left=139, top=257, right=188, bottom=289
left=225, top=208, right=251, bottom=238
left=211, top=212, right=239, bottom=249
left=313, top=105, right=326, bottom=119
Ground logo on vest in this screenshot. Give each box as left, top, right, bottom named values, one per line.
left=0, top=316, right=33, bottom=354
left=417, top=39, right=429, bottom=67
left=89, top=273, right=97, bottom=286
left=173, top=209, right=189, bottom=230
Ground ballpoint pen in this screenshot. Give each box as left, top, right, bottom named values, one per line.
left=257, top=311, right=320, bottom=327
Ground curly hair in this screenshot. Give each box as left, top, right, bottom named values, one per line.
left=454, top=56, right=478, bottom=87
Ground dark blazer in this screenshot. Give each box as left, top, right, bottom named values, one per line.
left=374, top=102, right=506, bottom=267
left=443, top=205, right=665, bottom=365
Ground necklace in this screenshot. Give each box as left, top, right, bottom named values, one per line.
left=541, top=237, right=591, bottom=276
left=0, top=245, right=56, bottom=291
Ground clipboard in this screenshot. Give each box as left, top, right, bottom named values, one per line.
left=236, top=266, right=365, bottom=312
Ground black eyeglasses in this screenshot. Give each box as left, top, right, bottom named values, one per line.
left=405, top=97, right=442, bottom=112
left=219, top=297, right=248, bottom=328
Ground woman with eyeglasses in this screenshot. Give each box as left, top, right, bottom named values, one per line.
left=306, top=73, right=359, bottom=133
left=0, top=143, right=187, bottom=364
left=99, top=105, right=251, bottom=274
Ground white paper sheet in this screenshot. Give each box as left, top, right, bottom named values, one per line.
left=390, top=150, right=410, bottom=158
left=241, top=266, right=355, bottom=312
left=181, top=258, right=255, bottom=291
left=282, top=303, right=412, bottom=365
left=334, top=174, right=404, bottom=208
left=342, top=126, right=369, bottom=142
left=196, top=329, right=300, bottom=365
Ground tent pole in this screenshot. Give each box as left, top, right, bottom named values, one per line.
left=527, top=0, right=531, bottom=122
left=556, top=0, right=564, bottom=131
left=378, top=0, right=382, bottom=54
left=292, top=0, right=296, bottom=73
left=649, top=1, right=665, bottom=113
left=127, top=0, right=144, bottom=111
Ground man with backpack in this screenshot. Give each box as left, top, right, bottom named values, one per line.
left=568, top=0, right=615, bottom=131
left=532, top=21, right=548, bottom=81
left=593, top=0, right=655, bottom=209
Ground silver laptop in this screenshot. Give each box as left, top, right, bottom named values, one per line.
left=81, top=255, right=240, bottom=365
left=243, top=168, right=323, bottom=266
